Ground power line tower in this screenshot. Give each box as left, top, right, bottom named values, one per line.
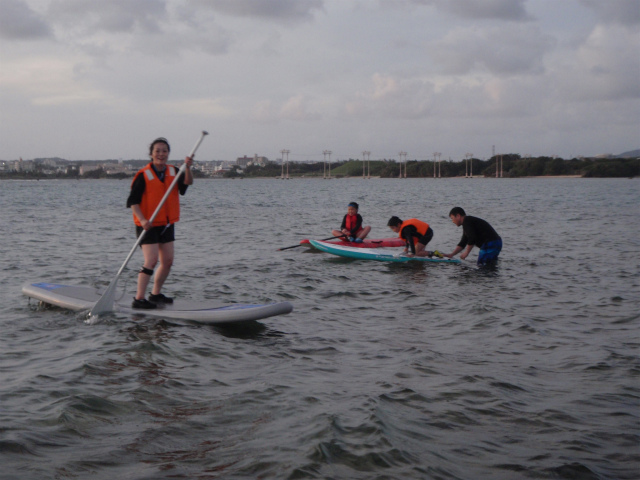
left=362, top=151, right=371, bottom=179
left=398, top=151, right=407, bottom=178
left=465, top=153, right=473, bottom=178
left=323, top=150, right=332, bottom=178
left=323, top=150, right=331, bottom=179
left=281, top=149, right=290, bottom=179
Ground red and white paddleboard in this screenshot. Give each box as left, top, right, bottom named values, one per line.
left=301, top=237, right=405, bottom=248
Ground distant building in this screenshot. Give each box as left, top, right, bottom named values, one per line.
left=236, top=154, right=268, bottom=167
left=42, top=158, right=58, bottom=167
left=79, top=164, right=101, bottom=175
left=103, top=163, right=129, bottom=175
left=13, top=158, right=34, bottom=172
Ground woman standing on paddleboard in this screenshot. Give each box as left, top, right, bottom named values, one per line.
left=126, top=137, right=193, bottom=309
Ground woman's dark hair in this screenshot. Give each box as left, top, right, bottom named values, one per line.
left=387, top=216, right=402, bottom=227
left=149, top=137, right=170, bottom=156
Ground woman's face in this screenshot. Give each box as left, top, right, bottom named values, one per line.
left=151, top=142, right=169, bottom=169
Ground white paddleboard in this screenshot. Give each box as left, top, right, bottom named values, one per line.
left=309, top=240, right=461, bottom=264
left=23, top=282, right=293, bottom=324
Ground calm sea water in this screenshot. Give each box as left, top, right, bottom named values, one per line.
left=1, top=177, right=638, bottom=480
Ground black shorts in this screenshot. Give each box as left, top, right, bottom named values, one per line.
left=135, top=224, right=175, bottom=245
left=417, top=227, right=433, bottom=246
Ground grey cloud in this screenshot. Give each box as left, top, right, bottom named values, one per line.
left=409, top=0, right=532, bottom=22
left=191, top=0, right=324, bottom=23
left=0, top=0, right=52, bottom=40
left=47, top=0, right=168, bottom=33
left=429, top=25, right=556, bottom=75
left=580, top=0, right=640, bottom=26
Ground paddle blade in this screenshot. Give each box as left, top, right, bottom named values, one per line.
left=89, top=279, right=119, bottom=317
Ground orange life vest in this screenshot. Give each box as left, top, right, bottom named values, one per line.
left=399, top=218, right=429, bottom=244
left=132, top=164, right=180, bottom=227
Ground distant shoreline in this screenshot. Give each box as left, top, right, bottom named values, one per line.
left=3, top=174, right=636, bottom=181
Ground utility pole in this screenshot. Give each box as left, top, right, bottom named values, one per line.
left=362, top=151, right=367, bottom=179
left=362, top=151, right=371, bottom=179
left=399, top=151, right=407, bottom=178
left=433, top=152, right=438, bottom=178
left=437, top=152, right=442, bottom=178
left=324, top=150, right=332, bottom=178
left=465, top=153, right=473, bottom=178
left=281, top=149, right=290, bottom=179
left=323, top=150, right=331, bottom=179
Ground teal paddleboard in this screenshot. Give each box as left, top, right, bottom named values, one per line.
left=309, top=240, right=461, bottom=264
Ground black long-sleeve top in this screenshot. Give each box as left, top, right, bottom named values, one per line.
left=457, top=216, right=501, bottom=249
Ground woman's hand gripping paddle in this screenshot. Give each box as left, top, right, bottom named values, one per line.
left=89, top=131, right=209, bottom=319
left=278, top=234, right=346, bottom=251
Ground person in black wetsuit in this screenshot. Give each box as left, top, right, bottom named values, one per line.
left=387, top=216, right=434, bottom=257
left=444, top=207, right=502, bottom=265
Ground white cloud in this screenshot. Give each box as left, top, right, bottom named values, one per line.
left=580, top=0, right=640, bottom=26
left=408, top=0, right=532, bottom=21
left=158, top=97, right=231, bottom=117
left=0, top=0, right=52, bottom=39
left=280, top=95, right=321, bottom=121
left=251, top=96, right=321, bottom=122
left=428, top=25, right=556, bottom=75
left=190, top=0, right=325, bottom=23
left=47, top=0, right=168, bottom=34
left=560, top=24, right=640, bottom=102
left=346, top=73, right=436, bottom=119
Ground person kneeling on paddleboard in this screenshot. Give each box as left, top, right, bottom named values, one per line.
left=443, top=207, right=502, bottom=266
left=126, top=137, right=194, bottom=309
left=387, top=216, right=435, bottom=257
left=332, top=202, right=371, bottom=243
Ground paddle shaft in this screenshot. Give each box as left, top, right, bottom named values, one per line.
left=278, top=234, right=346, bottom=251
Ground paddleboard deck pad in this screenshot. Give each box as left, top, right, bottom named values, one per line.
left=309, top=240, right=461, bottom=264
left=23, top=282, right=293, bottom=324
left=301, top=237, right=405, bottom=248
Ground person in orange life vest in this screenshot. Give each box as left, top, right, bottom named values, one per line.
left=387, top=216, right=434, bottom=257
left=126, top=137, right=194, bottom=309
left=331, top=202, right=371, bottom=243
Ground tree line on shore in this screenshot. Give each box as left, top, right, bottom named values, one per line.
left=2, top=154, right=638, bottom=179
left=238, top=155, right=639, bottom=178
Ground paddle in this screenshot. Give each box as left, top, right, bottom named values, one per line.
left=278, top=234, right=347, bottom=251
left=89, top=130, right=209, bottom=318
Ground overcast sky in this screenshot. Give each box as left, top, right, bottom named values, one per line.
left=1, top=0, right=638, bottom=162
